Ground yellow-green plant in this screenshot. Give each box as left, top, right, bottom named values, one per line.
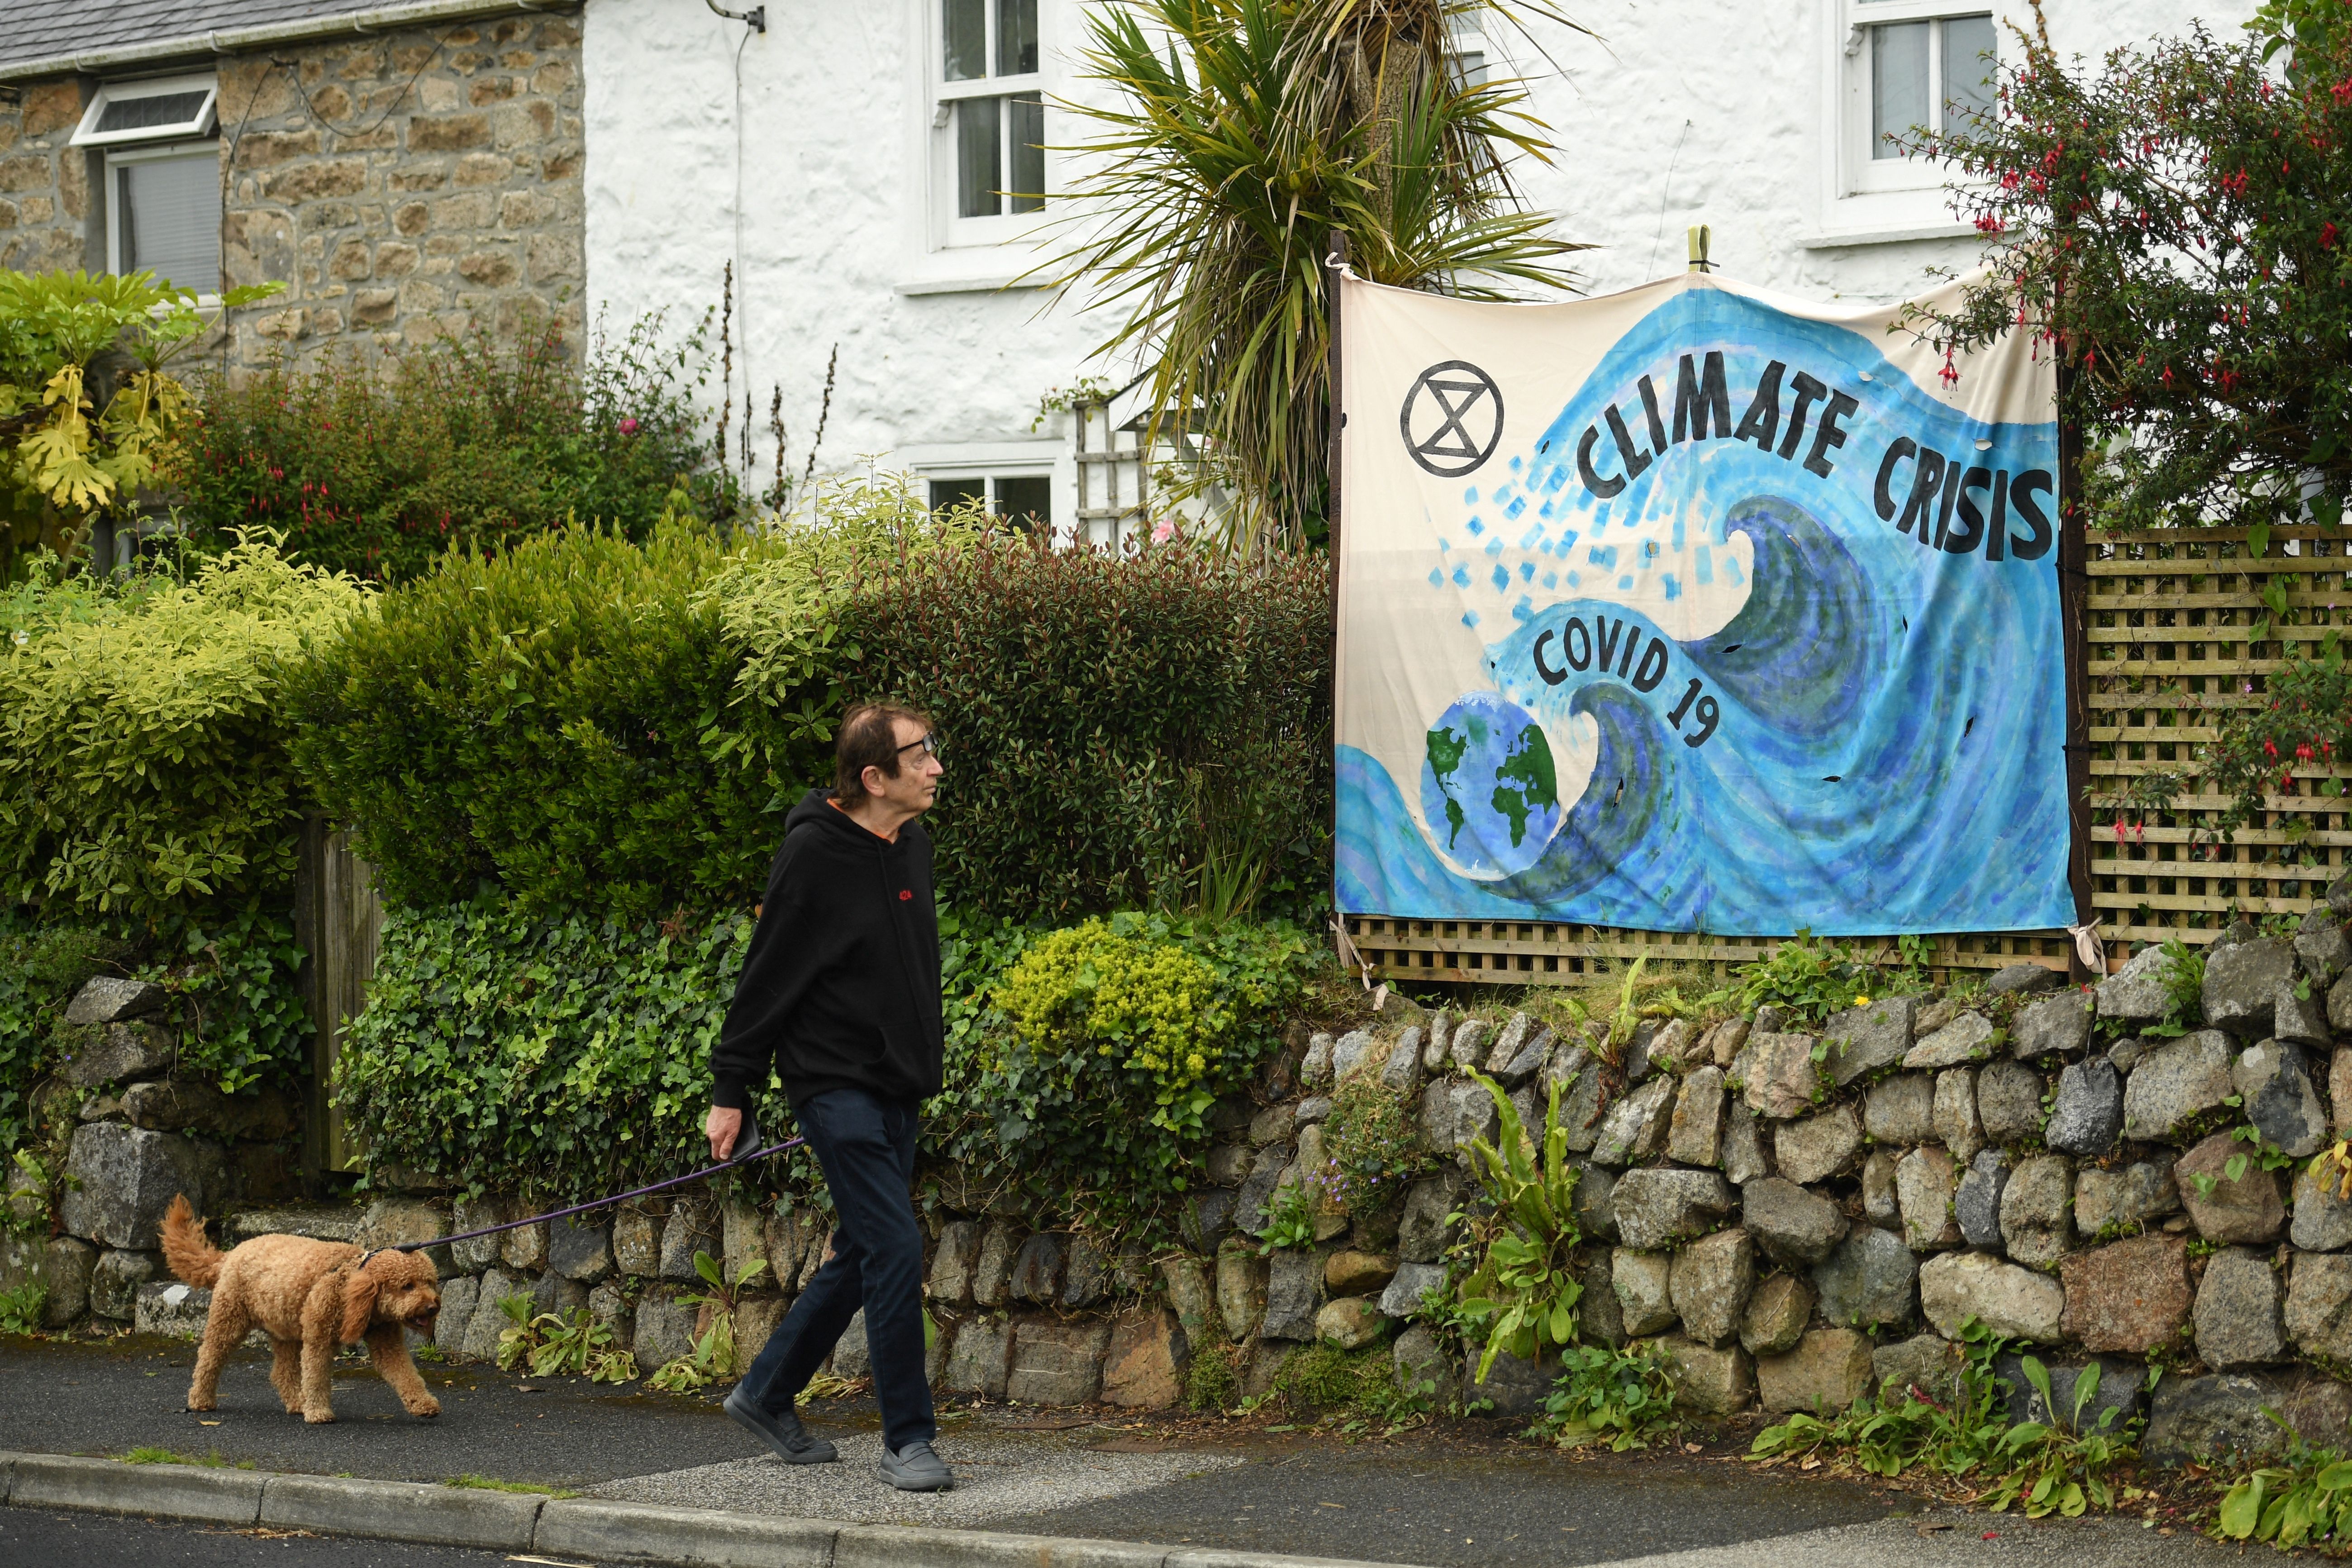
left=1000, top=919, right=1233, bottom=1104
left=1454, top=1069, right=1581, bottom=1382
left=0, top=268, right=280, bottom=577
left=0, top=534, right=371, bottom=920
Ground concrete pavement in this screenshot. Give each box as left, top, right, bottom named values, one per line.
left=0, top=1334, right=2245, bottom=1568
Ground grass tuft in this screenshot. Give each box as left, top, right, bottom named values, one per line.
left=444, top=1474, right=581, bottom=1498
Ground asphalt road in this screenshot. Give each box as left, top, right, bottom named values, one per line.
left=0, top=1507, right=522, bottom=1566
left=0, top=1335, right=2245, bottom=1568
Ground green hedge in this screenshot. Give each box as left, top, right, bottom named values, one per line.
left=0, top=538, right=370, bottom=922
left=286, top=480, right=970, bottom=920
left=752, top=536, right=1334, bottom=923
left=336, top=901, right=772, bottom=1200
left=338, top=898, right=1324, bottom=1221
left=298, top=495, right=1331, bottom=926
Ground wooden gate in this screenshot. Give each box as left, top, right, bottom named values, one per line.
left=292, top=818, right=383, bottom=1175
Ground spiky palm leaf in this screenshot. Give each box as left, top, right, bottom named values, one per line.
left=1050, top=0, right=1591, bottom=554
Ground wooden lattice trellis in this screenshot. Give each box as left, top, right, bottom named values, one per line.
left=2088, top=524, right=2349, bottom=946
left=1343, top=523, right=2347, bottom=992
left=1338, top=918, right=2075, bottom=990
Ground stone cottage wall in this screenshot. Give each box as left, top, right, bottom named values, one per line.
left=0, top=78, right=91, bottom=275
left=215, top=12, right=586, bottom=373
left=0, top=13, right=585, bottom=372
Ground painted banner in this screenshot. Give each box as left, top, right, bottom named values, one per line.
left=1333, top=270, right=2069, bottom=935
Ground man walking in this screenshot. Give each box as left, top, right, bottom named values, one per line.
left=704, top=702, right=951, bottom=1493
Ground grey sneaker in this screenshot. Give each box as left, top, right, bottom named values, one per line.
left=879, top=1438, right=954, bottom=1492
left=723, top=1387, right=838, bottom=1463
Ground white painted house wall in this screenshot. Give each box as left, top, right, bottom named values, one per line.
left=581, top=0, right=2253, bottom=538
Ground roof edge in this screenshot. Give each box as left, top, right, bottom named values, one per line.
left=0, top=0, right=578, bottom=84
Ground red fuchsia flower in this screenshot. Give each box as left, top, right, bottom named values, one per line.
left=2266, top=739, right=2280, bottom=758
left=2326, top=222, right=2341, bottom=249
left=2299, top=744, right=2315, bottom=762
left=270, top=467, right=283, bottom=480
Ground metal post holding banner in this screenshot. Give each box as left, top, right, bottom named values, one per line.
left=1325, top=230, right=1350, bottom=569
left=2057, top=364, right=2099, bottom=981
left=1326, top=230, right=1350, bottom=930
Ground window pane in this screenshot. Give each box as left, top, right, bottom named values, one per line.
left=957, top=96, right=1000, bottom=217
left=1008, top=92, right=1044, bottom=213
left=943, top=0, right=985, bottom=81
left=1870, top=21, right=1930, bottom=159
left=997, top=0, right=1038, bottom=76
left=1941, top=14, right=1996, bottom=134
left=119, top=153, right=219, bottom=293
left=995, top=475, right=1050, bottom=535
left=1454, top=50, right=1488, bottom=88
left=930, top=478, right=986, bottom=514
left=95, top=91, right=209, bottom=135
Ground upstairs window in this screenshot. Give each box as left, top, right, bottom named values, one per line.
left=937, top=0, right=1046, bottom=241
left=73, top=74, right=221, bottom=296
left=1869, top=13, right=1995, bottom=157
left=1841, top=4, right=1995, bottom=197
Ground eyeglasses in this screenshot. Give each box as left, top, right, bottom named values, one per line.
left=896, top=732, right=941, bottom=759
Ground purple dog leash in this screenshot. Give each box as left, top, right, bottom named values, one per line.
left=363, top=1115, right=804, bottom=1262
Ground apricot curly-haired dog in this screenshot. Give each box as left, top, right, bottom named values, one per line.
left=161, top=1194, right=443, bottom=1424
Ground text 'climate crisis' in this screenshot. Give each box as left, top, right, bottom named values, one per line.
left=1567, top=351, right=2056, bottom=566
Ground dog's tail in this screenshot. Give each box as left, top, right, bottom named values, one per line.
left=160, top=1194, right=223, bottom=1289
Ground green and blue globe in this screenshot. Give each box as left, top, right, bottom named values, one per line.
left=1420, top=691, right=1562, bottom=877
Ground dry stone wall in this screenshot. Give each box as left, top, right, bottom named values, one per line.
left=2, top=975, right=304, bottom=1332
left=43, top=898, right=2352, bottom=1465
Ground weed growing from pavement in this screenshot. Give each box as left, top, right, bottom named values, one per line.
left=1750, top=1325, right=2137, bottom=1520
left=1531, top=1342, right=1681, bottom=1452
left=0, top=1280, right=46, bottom=1335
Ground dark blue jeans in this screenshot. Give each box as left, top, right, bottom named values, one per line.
left=738, top=1088, right=934, bottom=1451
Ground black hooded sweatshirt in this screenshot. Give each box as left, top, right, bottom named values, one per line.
left=709, top=789, right=943, bottom=1113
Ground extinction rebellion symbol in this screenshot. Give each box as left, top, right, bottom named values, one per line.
left=1399, top=360, right=1505, bottom=478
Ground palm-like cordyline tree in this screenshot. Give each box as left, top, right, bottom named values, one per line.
left=1051, top=0, right=1590, bottom=555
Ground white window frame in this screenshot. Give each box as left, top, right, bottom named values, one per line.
left=904, top=439, right=1072, bottom=543
left=102, top=139, right=222, bottom=302
left=1840, top=1, right=1995, bottom=195
left=1811, top=0, right=1998, bottom=248
left=928, top=0, right=1051, bottom=252
left=71, top=72, right=219, bottom=148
